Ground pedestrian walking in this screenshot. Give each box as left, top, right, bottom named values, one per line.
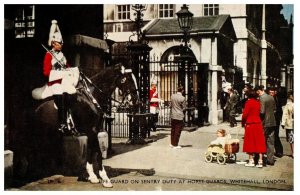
left=281, top=91, right=294, bottom=158
left=255, top=85, right=277, bottom=166
left=220, top=91, right=229, bottom=122
left=224, top=88, right=239, bottom=127
left=242, top=89, right=266, bottom=168
left=240, top=83, right=252, bottom=109
left=170, top=86, right=186, bottom=149
left=268, top=87, right=283, bottom=158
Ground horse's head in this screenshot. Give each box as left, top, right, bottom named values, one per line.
left=87, top=63, right=139, bottom=113
left=112, top=64, right=139, bottom=112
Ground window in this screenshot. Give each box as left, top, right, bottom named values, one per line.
left=14, top=5, right=35, bottom=38
left=203, top=4, right=219, bottom=16
left=159, top=4, right=174, bottom=18
left=117, top=5, right=131, bottom=20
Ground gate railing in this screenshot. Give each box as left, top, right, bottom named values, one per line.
left=149, top=59, right=200, bottom=127
left=109, top=53, right=207, bottom=137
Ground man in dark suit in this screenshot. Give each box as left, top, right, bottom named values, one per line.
left=224, top=88, right=239, bottom=127
left=268, top=87, right=283, bottom=158
left=255, top=85, right=277, bottom=166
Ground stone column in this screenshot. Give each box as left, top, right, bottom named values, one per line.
left=208, top=37, right=222, bottom=125
left=211, top=69, right=218, bottom=125
left=209, top=65, right=223, bottom=125
left=261, top=4, right=267, bottom=87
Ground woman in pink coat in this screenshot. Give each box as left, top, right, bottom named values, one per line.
left=242, top=89, right=266, bottom=168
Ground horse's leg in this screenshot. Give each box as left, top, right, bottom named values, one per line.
left=86, top=125, right=112, bottom=188
left=98, top=155, right=113, bottom=188
left=85, top=129, right=100, bottom=184
left=97, top=131, right=113, bottom=188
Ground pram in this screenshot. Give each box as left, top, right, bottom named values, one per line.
left=205, top=132, right=240, bottom=165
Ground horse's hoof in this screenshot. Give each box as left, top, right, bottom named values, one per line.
left=88, top=177, right=100, bottom=184
left=102, top=180, right=113, bottom=188
left=99, top=168, right=113, bottom=187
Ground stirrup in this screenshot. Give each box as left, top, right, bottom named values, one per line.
left=65, top=109, right=80, bottom=136
left=58, top=124, right=68, bottom=133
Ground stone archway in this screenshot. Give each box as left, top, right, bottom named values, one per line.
left=160, top=45, right=197, bottom=63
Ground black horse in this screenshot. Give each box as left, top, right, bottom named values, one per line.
left=33, top=63, right=138, bottom=187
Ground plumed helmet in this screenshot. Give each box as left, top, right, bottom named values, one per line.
left=48, top=20, right=63, bottom=46
left=150, top=74, right=158, bottom=85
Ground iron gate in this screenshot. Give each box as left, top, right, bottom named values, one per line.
left=149, top=58, right=208, bottom=127
left=108, top=49, right=208, bottom=137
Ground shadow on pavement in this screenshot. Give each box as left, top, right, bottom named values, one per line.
left=105, top=166, right=156, bottom=178
left=107, top=130, right=169, bottom=157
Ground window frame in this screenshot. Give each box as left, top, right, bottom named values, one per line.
left=203, top=4, right=219, bottom=16
left=116, top=4, right=131, bottom=21
left=158, top=4, right=174, bottom=18
left=14, top=5, right=35, bottom=38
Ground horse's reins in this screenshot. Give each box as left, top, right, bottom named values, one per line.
left=79, top=70, right=120, bottom=103
left=79, top=72, right=101, bottom=110
left=78, top=70, right=136, bottom=112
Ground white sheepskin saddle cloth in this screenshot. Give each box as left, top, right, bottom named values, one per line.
left=32, top=67, right=79, bottom=100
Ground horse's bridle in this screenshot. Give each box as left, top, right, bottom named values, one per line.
left=114, top=87, right=139, bottom=109
left=78, top=70, right=138, bottom=114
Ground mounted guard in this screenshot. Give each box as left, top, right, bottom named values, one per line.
left=33, top=20, right=79, bottom=134
left=31, top=20, right=141, bottom=188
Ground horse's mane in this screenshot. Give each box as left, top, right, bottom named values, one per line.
left=90, top=63, right=122, bottom=82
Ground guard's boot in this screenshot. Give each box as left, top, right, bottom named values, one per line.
left=64, top=93, right=80, bottom=135
left=86, top=162, right=100, bottom=184
left=54, top=95, right=67, bottom=133
left=99, top=166, right=113, bottom=188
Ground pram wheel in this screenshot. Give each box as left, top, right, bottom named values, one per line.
left=217, top=153, right=226, bottom=164
left=229, top=153, right=237, bottom=162
left=205, top=152, right=213, bottom=163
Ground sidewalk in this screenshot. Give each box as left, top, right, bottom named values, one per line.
left=104, top=122, right=294, bottom=190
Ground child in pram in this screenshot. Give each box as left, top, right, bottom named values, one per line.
left=205, top=129, right=239, bottom=164
left=210, top=129, right=227, bottom=147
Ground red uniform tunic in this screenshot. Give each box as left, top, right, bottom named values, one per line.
left=149, top=88, right=159, bottom=108
left=242, top=98, right=267, bottom=153
left=43, top=51, right=69, bottom=86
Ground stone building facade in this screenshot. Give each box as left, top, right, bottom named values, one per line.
left=104, top=4, right=293, bottom=124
